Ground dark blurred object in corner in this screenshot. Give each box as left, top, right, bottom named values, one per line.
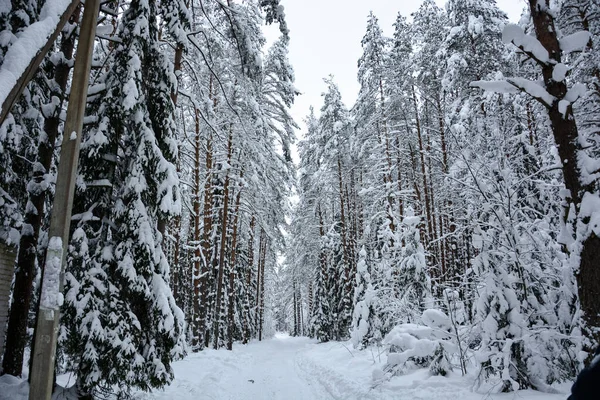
left=568, top=348, right=600, bottom=400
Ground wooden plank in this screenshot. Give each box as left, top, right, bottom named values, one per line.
left=0, top=242, right=16, bottom=363
left=28, top=0, right=100, bottom=398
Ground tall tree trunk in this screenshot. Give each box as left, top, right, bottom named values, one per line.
left=242, top=216, right=256, bottom=344
left=213, top=129, right=233, bottom=349
left=296, top=285, right=302, bottom=336
left=190, top=108, right=203, bottom=348
left=439, top=213, right=447, bottom=280
left=170, top=192, right=182, bottom=306
left=336, top=157, right=353, bottom=328
left=226, top=180, right=242, bottom=350
left=299, top=289, right=304, bottom=336
left=395, top=137, right=404, bottom=218
left=257, top=230, right=267, bottom=341
left=525, top=101, right=539, bottom=150
left=307, top=281, right=313, bottom=326
left=2, top=9, right=79, bottom=376
left=528, top=0, right=600, bottom=358
left=357, top=171, right=365, bottom=239
left=435, top=93, right=450, bottom=282
left=408, top=142, right=425, bottom=243
left=425, top=113, right=440, bottom=287
left=344, top=183, right=356, bottom=276
left=168, top=27, right=187, bottom=306
left=379, top=79, right=395, bottom=233
left=292, top=280, right=298, bottom=336
left=255, top=230, right=264, bottom=339
left=412, top=87, right=433, bottom=252
left=199, top=136, right=214, bottom=349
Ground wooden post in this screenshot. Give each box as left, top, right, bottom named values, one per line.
left=0, top=243, right=16, bottom=360
left=28, top=1, right=100, bottom=398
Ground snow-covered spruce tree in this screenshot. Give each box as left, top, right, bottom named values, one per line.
left=63, top=0, right=186, bottom=396
left=311, top=234, right=333, bottom=342
left=350, top=246, right=382, bottom=348
left=393, top=208, right=431, bottom=324
left=444, top=0, right=509, bottom=88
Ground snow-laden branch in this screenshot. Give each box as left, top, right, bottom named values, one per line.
left=470, top=77, right=555, bottom=107
left=469, top=80, right=518, bottom=94
left=0, top=0, right=78, bottom=124
left=558, top=83, right=587, bottom=117
left=502, top=24, right=550, bottom=66
left=502, top=23, right=590, bottom=64
left=560, top=31, right=591, bottom=54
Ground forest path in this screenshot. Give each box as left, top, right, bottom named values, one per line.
left=132, top=333, right=336, bottom=400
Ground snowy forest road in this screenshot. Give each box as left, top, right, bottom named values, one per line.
left=132, top=334, right=326, bottom=400
left=132, top=333, right=379, bottom=400
left=132, top=334, right=568, bottom=400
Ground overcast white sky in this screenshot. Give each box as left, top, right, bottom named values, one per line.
left=264, top=0, right=526, bottom=136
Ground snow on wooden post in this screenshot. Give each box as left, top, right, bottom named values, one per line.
left=0, top=0, right=80, bottom=127
left=28, top=0, right=100, bottom=398
left=0, top=243, right=16, bottom=360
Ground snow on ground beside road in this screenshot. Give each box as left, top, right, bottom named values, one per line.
left=133, top=333, right=572, bottom=400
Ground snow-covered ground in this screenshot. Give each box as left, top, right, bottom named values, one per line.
left=132, top=333, right=571, bottom=400
left=0, top=333, right=573, bottom=399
